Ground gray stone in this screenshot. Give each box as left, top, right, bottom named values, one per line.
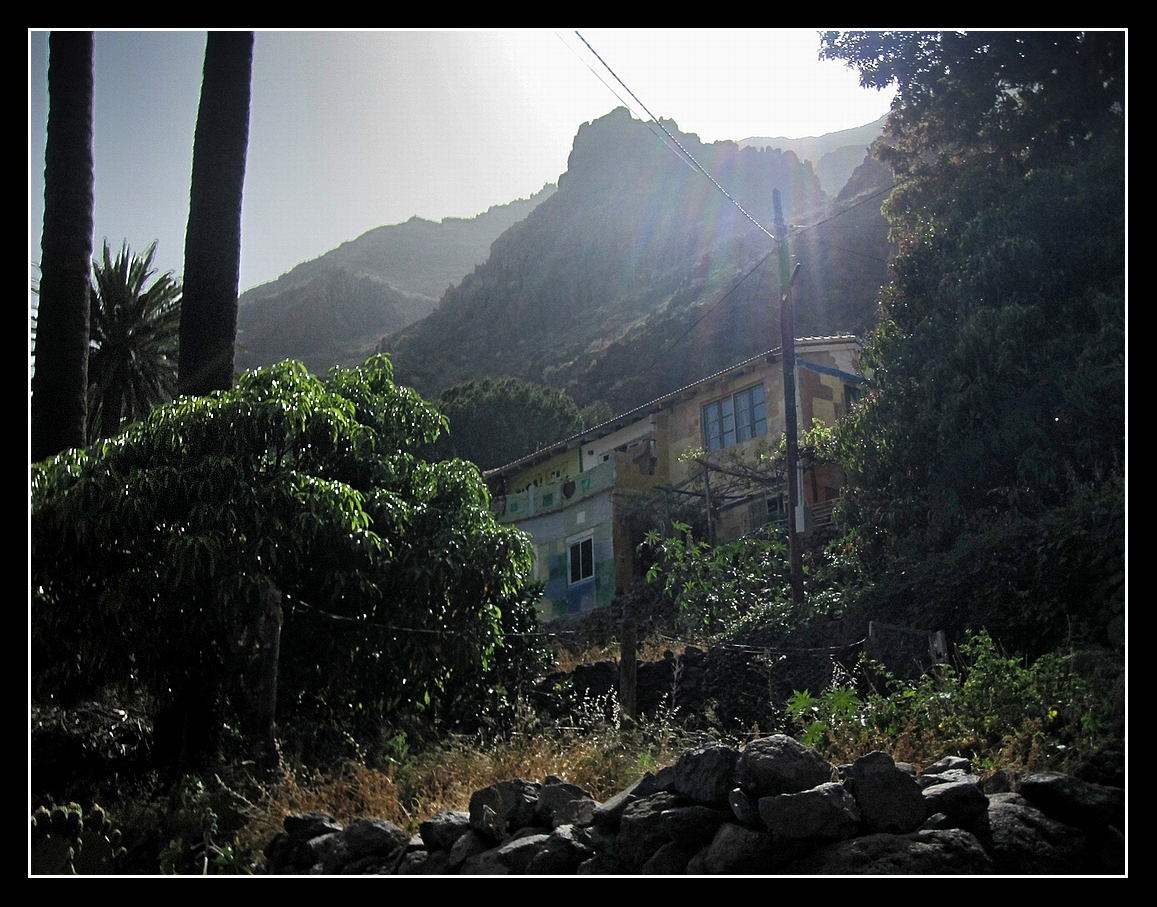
left=591, top=771, right=657, bottom=829
left=661, top=804, right=731, bottom=846
left=641, top=840, right=700, bottom=874
left=846, top=750, right=927, bottom=834
left=1017, top=771, right=1125, bottom=831
left=283, top=811, right=341, bottom=839
left=343, top=817, right=408, bottom=859
left=735, top=734, right=834, bottom=798
left=673, top=743, right=740, bottom=806
left=917, top=767, right=976, bottom=789
left=419, top=809, right=471, bottom=851
left=410, top=849, right=453, bottom=875
left=617, top=791, right=682, bottom=870
left=493, top=833, right=551, bottom=872
left=921, top=776, right=988, bottom=824
left=577, top=852, right=627, bottom=874
left=525, top=824, right=594, bottom=874
left=924, top=755, right=972, bottom=775
left=312, top=831, right=349, bottom=874
left=447, top=828, right=492, bottom=871
left=759, top=781, right=861, bottom=841
left=729, top=786, right=761, bottom=826
left=784, top=829, right=994, bottom=875
left=469, top=778, right=541, bottom=841
left=984, top=792, right=1091, bottom=874
left=699, top=822, right=787, bottom=874
left=536, top=780, right=597, bottom=828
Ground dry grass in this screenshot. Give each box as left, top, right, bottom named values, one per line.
left=551, top=631, right=710, bottom=674
left=235, top=694, right=692, bottom=863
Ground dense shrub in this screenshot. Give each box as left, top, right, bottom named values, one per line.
left=31, top=356, right=542, bottom=767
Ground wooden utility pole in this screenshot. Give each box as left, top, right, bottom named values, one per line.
left=774, top=190, right=805, bottom=611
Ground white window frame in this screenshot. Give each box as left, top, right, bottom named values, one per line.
left=567, top=532, right=595, bottom=585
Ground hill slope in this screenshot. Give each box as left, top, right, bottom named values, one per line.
left=383, top=108, right=890, bottom=413
left=234, top=187, right=554, bottom=374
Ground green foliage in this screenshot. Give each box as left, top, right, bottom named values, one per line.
left=429, top=376, right=586, bottom=470
left=786, top=686, right=862, bottom=749
left=786, top=631, right=1110, bottom=771
left=848, top=474, right=1124, bottom=658
left=836, top=144, right=1124, bottom=560
left=637, top=416, right=853, bottom=639
left=643, top=522, right=795, bottom=636
left=31, top=355, right=538, bottom=757
left=819, top=31, right=1124, bottom=176
left=87, top=240, right=181, bottom=442
left=819, top=32, right=1125, bottom=654
left=156, top=777, right=253, bottom=875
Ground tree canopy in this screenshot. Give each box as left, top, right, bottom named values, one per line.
left=821, top=31, right=1125, bottom=653
left=430, top=377, right=590, bottom=470
left=819, top=31, right=1124, bottom=174
left=32, top=355, right=540, bottom=759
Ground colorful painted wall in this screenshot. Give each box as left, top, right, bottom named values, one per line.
left=488, top=338, right=862, bottom=617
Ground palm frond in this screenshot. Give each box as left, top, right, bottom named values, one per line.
left=88, top=240, right=181, bottom=442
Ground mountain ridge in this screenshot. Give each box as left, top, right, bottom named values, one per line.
left=739, top=115, right=888, bottom=195
left=382, top=108, right=891, bottom=413
left=236, top=110, right=892, bottom=406
left=234, top=186, right=555, bottom=374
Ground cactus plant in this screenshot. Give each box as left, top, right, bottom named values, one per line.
left=31, top=802, right=125, bottom=874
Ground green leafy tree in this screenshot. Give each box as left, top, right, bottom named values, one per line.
left=821, top=31, right=1125, bottom=652
left=643, top=522, right=792, bottom=636
left=87, top=240, right=181, bottom=442
left=430, top=377, right=587, bottom=470
left=31, top=355, right=536, bottom=767
left=31, top=31, right=94, bottom=461
left=178, top=31, right=253, bottom=396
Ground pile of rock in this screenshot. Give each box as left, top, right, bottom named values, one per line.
left=261, top=735, right=1125, bottom=875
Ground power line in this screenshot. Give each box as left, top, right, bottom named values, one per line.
left=558, top=31, right=907, bottom=361
left=638, top=250, right=774, bottom=377
left=573, top=30, right=777, bottom=242
left=287, top=592, right=554, bottom=639
left=553, top=31, right=699, bottom=178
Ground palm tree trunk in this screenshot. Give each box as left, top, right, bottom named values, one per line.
left=31, top=31, right=94, bottom=462
left=178, top=32, right=253, bottom=396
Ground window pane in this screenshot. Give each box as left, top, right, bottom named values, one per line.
left=736, top=391, right=752, bottom=441
left=703, top=401, right=723, bottom=450
left=570, top=537, right=594, bottom=584
left=569, top=542, right=581, bottom=583
left=705, top=386, right=766, bottom=450
left=750, top=384, right=766, bottom=438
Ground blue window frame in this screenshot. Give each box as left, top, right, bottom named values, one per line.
left=703, top=383, right=766, bottom=451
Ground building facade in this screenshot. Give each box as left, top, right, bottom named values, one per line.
left=486, top=336, right=862, bottom=620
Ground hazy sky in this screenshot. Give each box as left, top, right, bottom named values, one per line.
left=29, top=29, right=896, bottom=296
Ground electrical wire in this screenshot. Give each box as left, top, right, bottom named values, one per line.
left=572, top=30, right=777, bottom=242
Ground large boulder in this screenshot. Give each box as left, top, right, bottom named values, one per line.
left=734, top=734, right=834, bottom=798
left=845, top=751, right=926, bottom=834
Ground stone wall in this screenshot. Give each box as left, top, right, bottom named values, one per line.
left=261, top=735, right=1125, bottom=875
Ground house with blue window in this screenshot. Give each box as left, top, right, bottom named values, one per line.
left=486, top=336, right=862, bottom=620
